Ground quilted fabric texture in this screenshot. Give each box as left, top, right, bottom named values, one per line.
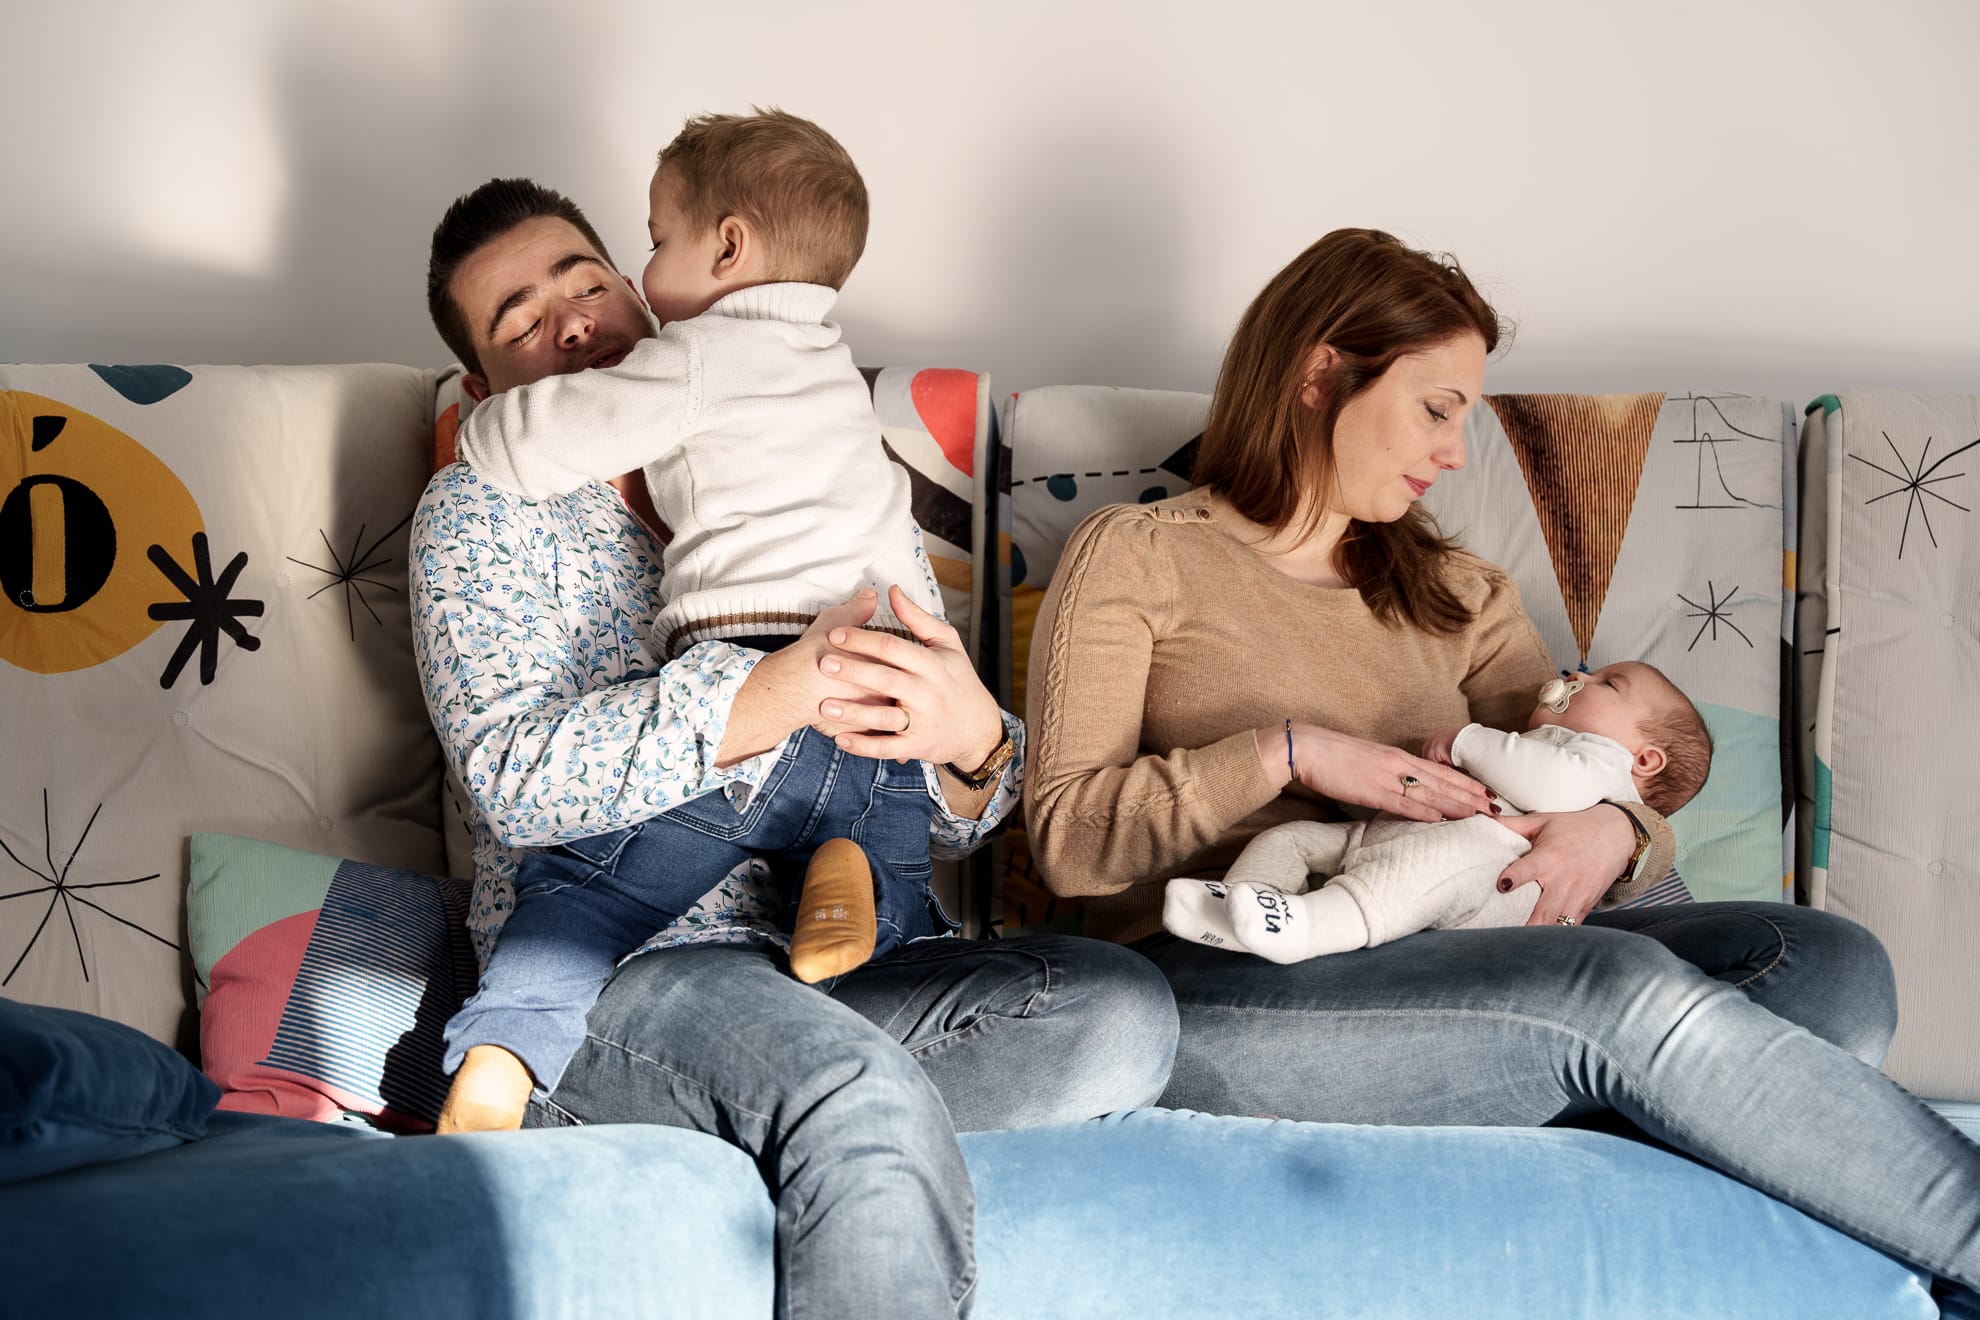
left=1797, top=389, right=1980, bottom=1100
left=0, top=365, right=446, bottom=1050
left=188, top=833, right=473, bottom=1128
left=1002, top=385, right=1793, bottom=931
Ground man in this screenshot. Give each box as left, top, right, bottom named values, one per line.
left=412, top=177, right=1178, bottom=1317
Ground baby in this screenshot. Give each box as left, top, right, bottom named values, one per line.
left=439, top=110, right=1003, bottom=1133
left=1163, top=661, right=1712, bottom=964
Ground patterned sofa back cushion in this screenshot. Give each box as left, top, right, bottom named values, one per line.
left=1423, top=391, right=1796, bottom=904
left=1797, top=389, right=1980, bottom=1100
left=1001, top=384, right=1793, bottom=932
left=864, top=366, right=995, bottom=660
left=0, top=365, right=445, bottom=1051
left=1000, top=387, right=1209, bottom=931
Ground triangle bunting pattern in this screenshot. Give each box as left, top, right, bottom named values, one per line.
left=1485, top=392, right=1664, bottom=659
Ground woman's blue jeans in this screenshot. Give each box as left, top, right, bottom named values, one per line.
left=1139, top=900, right=1980, bottom=1293
left=525, top=933, right=1179, bottom=1319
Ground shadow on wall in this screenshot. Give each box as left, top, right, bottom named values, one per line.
left=270, top=0, right=648, bottom=368
left=855, top=126, right=1206, bottom=395
left=1, top=2, right=618, bottom=370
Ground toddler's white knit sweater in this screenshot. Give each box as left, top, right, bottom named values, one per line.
left=459, top=282, right=935, bottom=656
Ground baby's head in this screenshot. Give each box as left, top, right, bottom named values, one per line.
left=642, top=107, right=868, bottom=326
left=1531, top=661, right=1712, bottom=816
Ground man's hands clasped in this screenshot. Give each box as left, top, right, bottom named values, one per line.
left=723, top=585, right=1003, bottom=777
left=816, top=585, right=1004, bottom=771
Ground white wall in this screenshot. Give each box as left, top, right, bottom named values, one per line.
left=4, top=0, right=1976, bottom=403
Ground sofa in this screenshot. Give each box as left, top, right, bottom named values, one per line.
left=0, top=360, right=1973, bottom=1318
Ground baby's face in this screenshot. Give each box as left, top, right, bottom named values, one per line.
left=641, top=166, right=732, bottom=327
left=1530, top=662, right=1662, bottom=748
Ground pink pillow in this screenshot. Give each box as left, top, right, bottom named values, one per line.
left=188, top=833, right=473, bottom=1131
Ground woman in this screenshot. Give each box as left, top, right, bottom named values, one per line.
left=1024, top=228, right=1979, bottom=1294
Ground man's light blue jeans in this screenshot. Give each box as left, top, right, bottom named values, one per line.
left=525, top=933, right=1180, bottom=1319
left=1140, top=900, right=1980, bottom=1296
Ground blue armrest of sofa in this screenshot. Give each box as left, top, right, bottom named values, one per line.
left=0, top=1107, right=1942, bottom=1319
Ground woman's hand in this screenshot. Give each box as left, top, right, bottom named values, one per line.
left=1492, top=804, right=1637, bottom=925
left=814, top=585, right=1005, bottom=771
left=1273, top=724, right=1493, bottom=823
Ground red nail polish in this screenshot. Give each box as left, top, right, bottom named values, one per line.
left=1497, top=877, right=1512, bottom=893
left=1489, top=802, right=1502, bottom=815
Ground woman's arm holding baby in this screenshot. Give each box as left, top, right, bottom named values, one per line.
left=1449, top=567, right=1671, bottom=923
left=1494, top=802, right=1671, bottom=926
left=1025, top=509, right=1288, bottom=895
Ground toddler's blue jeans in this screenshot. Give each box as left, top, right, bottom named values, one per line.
left=444, top=726, right=946, bottom=1092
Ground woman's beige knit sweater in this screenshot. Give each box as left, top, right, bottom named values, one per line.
left=1025, top=489, right=1673, bottom=944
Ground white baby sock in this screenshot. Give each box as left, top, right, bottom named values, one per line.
left=1163, top=878, right=1244, bottom=950
left=1226, top=882, right=1370, bottom=964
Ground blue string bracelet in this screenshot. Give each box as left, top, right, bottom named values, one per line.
left=1285, top=718, right=1296, bottom=780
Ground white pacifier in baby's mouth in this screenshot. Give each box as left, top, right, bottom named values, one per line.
left=1538, top=672, right=1585, bottom=714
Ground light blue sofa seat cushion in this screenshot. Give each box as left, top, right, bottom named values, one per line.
left=962, top=1109, right=1938, bottom=1319
left=0, top=1110, right=775, bottom=1318
left=0, top=1106, right=1943, bottom=1317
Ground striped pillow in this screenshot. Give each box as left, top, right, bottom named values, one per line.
left=1609, top=869, right=1694, bottom=910
left=188, top=833, right=473, bottom=1130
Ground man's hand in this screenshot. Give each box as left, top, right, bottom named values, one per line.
left=815, top=585, right=1004, bottom=771
left=716, top=589, right=881, bottom=766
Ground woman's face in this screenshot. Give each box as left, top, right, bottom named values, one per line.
left=1312, top=332, right=1487, bottom=524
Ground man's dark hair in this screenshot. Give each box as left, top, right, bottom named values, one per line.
left=426, top=178, right=615, bottom=375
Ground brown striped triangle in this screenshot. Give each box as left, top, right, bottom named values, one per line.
left=1484, top=392, right=1664, bottom=660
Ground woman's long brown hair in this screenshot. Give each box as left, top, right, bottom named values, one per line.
left=1192, top=229, right=1504, bottom=633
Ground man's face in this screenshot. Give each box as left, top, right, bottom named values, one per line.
left=449, top=216, right=653, bottom=398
